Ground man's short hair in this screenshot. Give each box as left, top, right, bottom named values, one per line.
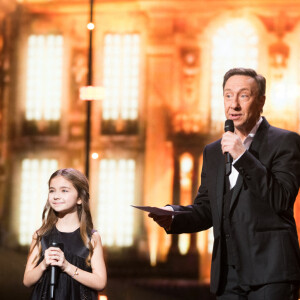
left=222, top=68, right=266, bottom=98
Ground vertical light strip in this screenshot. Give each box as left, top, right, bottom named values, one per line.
left=103, top=33, right=140, bottom=121
left=19, top=159, right=58, bottom=245
left=97, top=159, right=136, bottom=247
left=178, top=153, right=194, bottom=255
left=210, top=19, right=258, bottom=129
left=26, top=34, right=63, bottom=121
left=207, top=228, right=214, bottom=254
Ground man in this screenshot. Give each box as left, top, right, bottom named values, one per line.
left=149, top=68, right=300, bottom=299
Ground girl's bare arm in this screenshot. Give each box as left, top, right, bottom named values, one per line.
left=23, top=232, right=47, bottom=287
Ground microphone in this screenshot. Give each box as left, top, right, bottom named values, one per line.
left=50, top=242, right=58, bottom=299
left=224, top=119, right=234, bottom=176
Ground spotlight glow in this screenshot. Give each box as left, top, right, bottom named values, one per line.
left=87, top=22, right=95, bottom=30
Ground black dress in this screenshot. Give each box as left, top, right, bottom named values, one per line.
left=30, top=227, right=98, bottom=300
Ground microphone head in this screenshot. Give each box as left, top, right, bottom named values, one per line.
left=51, top=241, right=64, bottom=251
left=224, top=119, right=234, bottom=132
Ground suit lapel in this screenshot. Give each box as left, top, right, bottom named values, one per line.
left=230, top=175, right=243, bottom=211
left=248, top=117, right=269, bottom=158
left=229, top=117, right=269, bottom=212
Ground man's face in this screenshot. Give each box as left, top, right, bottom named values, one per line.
left=223, top=75, right=265, bottom=134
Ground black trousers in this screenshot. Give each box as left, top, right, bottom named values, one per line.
left=216, top=264, right=300, bottom=300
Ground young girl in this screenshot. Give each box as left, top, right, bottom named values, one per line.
left=23, top=168, right=107, bottom=299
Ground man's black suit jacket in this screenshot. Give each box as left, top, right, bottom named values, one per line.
left=169, top=117, right=300, bottom=293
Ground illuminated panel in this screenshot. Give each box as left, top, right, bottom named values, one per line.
left=97, top=159, right=135, bottom=246
left=270, top=80, right=298, bottom=111
left=180, top=153, right=193, bottom=194
left=211, top=19, right=258, bottom=129
left=103, top=33, right=140, bottom=121
left=26, top=34, right=63, bottom=121
left=19, top=159, right=58, bottom=245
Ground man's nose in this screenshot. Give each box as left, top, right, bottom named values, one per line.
left=230, top=95, right=240, bottom=109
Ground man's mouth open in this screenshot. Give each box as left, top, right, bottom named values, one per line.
left=230, top=114, right=242, bottom=120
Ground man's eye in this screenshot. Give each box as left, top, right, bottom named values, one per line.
left=240, top=94, right=250, bottom=98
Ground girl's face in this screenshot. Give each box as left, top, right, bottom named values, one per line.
left=48, top=176, right=82, bottom=215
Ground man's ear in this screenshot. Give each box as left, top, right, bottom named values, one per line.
left=258, top=95, right=266, bottom=112
left=260, top=95, right=266, bottom=106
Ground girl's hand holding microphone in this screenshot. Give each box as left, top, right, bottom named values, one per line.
left=44, top=246, right=69, bottom=272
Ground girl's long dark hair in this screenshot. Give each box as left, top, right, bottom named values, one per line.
left=30, top=168, right=94, bottom=266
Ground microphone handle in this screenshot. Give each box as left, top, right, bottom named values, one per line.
left=225, top=152, right=232, bottom=176
left=225, top=161, right=231, bottom=176
left=50, top=265, right=57, bottom=299
left=50, top=242, right=59, bottom=299
left=50, top=285, right=55, bottom=299
left=50, top=265, right=57, bottom=285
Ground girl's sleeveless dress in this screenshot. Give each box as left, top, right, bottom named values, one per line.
left=30, top=227, right=98, bottom=300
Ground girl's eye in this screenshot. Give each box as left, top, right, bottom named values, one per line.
left=49, top=190, right=54, bottom=193
left=62, top=189, right=68, bottom=193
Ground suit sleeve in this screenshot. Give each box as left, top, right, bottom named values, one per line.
left=168, top=147, right=213, bottom=234
left=233, top=131, right=300, bottom=214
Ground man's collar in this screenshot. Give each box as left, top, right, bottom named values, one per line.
left=248, top=116, right=263, bottom=138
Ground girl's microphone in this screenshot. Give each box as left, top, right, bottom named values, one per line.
left=50, top=242, right=58, bottom=299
